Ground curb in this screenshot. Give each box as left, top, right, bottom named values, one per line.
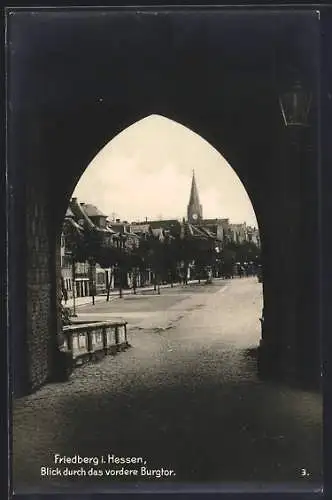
left=65, top=279, right=222, bottom=309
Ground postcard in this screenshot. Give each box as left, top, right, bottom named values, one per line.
left=7, top=6, right=323, bottom=495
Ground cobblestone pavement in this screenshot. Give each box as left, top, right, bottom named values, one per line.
left=13, top=278, right=322, bottom=493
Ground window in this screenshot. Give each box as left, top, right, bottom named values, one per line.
left=97, top=272, right=105, bottom=284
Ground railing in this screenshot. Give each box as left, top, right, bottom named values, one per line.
left=62, top=320, right=129, bottom=367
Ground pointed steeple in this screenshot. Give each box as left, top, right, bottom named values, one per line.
left=187, top=170, right=203, bottom=223
left=189, top=170, right=200, bottom=206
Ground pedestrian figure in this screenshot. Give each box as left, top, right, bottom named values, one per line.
left=63, top=288, right=68, bottom=305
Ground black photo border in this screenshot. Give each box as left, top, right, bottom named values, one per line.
left=3, top=2, right=332, bottom=500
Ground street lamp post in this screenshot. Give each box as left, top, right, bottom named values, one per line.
left=132, top=241, right=140, bottom=295
left=132, top=267, right=137, bottom=295
left=88, top=257, right=96, bottom=306
left=71, top=257, right=77, bottom=317
left=258, top=76, right=312, bottom=384
left=279, top=80, right=311, bottom=128
left=215, top=245, right=220, bottom=278
left=279, top=78, right=312, bottom=265
left=154, top=242, right=161, bottom=295
left=117, top=233, right=126, bottom=298
left=278, top=76, right=312, bottom=383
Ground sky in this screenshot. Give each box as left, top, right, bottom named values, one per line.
left=73, top=115, right=258, bottom=227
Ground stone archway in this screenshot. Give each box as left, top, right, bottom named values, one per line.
left=8, top=8, right=321, bottom=395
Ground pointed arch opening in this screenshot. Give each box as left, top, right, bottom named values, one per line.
left=60, top=113, right=263, bottom=354
left=72, top=114, right=259, bottom=228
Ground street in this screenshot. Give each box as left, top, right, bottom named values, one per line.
left=13, top=278, right=322, bottom=492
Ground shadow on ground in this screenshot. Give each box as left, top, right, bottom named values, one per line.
left=14, top=349, right=322, bottom=490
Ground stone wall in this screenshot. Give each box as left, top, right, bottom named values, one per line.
left=26, top=182, right=53, bottom=391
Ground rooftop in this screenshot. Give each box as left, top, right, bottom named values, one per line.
left=65, top=207, right=75, bottom=218
left=81, top=203, right=107, bottom=218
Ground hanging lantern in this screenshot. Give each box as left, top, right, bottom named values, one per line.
left=279, top=80, right=312, bottom=127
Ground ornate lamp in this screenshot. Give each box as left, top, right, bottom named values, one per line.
left=279, top=80, right=312, bottom=127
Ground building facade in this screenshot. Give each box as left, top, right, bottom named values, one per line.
left=61, top=201, right=113, bottom=299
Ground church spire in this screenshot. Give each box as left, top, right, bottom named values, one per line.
left=187, top=170, right=203, bottom=223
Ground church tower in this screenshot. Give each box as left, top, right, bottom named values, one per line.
left=187, top=170, right=203, bottom=224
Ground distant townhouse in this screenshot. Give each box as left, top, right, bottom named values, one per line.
left=229, top=222, right=249, bottom=244
left=61, top=199, right=113, bottom=298
left=61, top=205, right=92, bottom=298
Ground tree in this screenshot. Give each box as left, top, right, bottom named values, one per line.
left=220, top=247, right=236, bottom=278
left=137, top=229, right=168, bottom=293
left=108, top=234, right=127, bottom=298
left=125, top=241, right=142, bottom=294
left=97, top=245, right=120, bottom=301
left=220, top=239, right=261, bottom=277
left=162, top=234, right=178, bottom=287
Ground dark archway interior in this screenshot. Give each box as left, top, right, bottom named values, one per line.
left=8, top=9, right=321, bottom=395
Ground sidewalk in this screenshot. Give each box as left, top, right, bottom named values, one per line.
left=64, top=279, right=214, bottom=309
